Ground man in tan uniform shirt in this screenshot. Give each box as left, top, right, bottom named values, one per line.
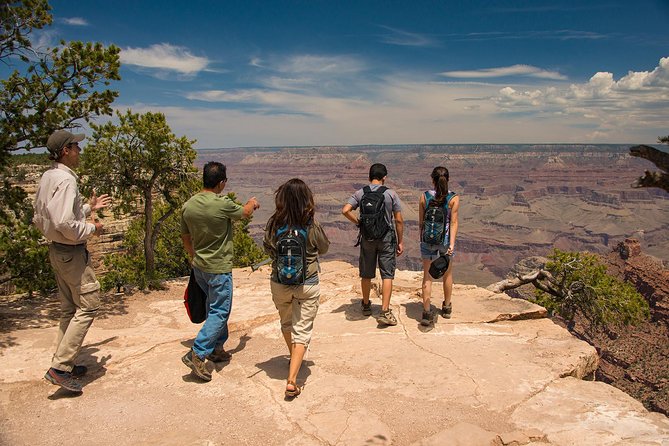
left=33, top=130, right=111, bottom=393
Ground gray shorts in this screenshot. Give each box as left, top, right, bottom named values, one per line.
left=359, top=231, right=396, bottom=279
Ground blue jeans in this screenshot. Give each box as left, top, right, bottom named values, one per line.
left=192, top=267, right=233, bottom=359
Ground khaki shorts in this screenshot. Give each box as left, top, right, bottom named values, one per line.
left=270, top=281, right=320, bottom=346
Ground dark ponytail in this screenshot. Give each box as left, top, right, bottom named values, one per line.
left=430, top=166, right=449, bottom=206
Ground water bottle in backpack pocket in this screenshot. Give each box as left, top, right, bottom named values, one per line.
left=276, top=225, right=308, bottom=285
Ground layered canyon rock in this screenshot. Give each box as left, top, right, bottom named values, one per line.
left=11, top=145, right=669, bottom=288
left=198, top=145, right=669, bottom=286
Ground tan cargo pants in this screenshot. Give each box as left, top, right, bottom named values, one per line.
left=48, top=243, right=101, bottom=373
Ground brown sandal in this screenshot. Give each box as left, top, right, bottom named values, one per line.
left=285, top=380, right=301, bottom=398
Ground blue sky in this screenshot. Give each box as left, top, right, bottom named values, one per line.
left=36, top=0, right=669, bottom=148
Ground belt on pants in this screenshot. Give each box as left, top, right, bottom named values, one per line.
left=51, top=241, right=86, bottom=248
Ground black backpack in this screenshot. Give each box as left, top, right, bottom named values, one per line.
left=358, top=185, right=389, bottom=242
left=422, top=191, right=455, bottom=245
left=275, top=225, right=308, bottom=285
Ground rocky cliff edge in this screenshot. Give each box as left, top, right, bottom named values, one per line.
left=1, top=261, right=667, bottom=445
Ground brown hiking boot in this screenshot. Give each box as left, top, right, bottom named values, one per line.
left=206, top=346, right=232, bottom=362
left=361, top=300, right=372, bottom=316
left=181, top=349, right=212, bottom=381
left=442, top=302, right=452, bottom=319
left=377, top=309, right=398, bottom=326
left=420, top=309, right=435, bottom=326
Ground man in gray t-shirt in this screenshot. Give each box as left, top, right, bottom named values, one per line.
left=342, top=163, right=404, bottom=326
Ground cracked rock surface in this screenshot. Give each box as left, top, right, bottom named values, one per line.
left=1, top=261, right=667, bottom=445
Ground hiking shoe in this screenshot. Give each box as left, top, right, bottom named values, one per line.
left=377, top=309, right=398, bottom=326
left=420, top=309, right=434, bottom=326
left=361, top=300, right=372, bottom=316
left=44, top=368, right=82, bottom=393
left=206, top=346, right=232, bottom=363
left=71, top=365, right=88, bottom=378
left=442, top=302, right=452, bottom=319
left=181, top=349, right=212, bottom=382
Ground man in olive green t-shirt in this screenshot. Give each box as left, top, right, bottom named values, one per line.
left=180, top=161, right=259, bottom=381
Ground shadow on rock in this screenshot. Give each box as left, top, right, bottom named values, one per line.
left=331, top=298, right=379, bottom=321
left=255, top=355, right=314, bottom=384
left=180, top=333, right=251, bottom=354
left=77, top=336, right=117, bottom=386
left=0, top=292, right=130, bottom=338
left=227, top=333, right=251, bottom=355
left=401, top=301, right=425, bottom=322
left=47, top=387, right=84, bottom=400
left=0, top=334, right=17, bottom=350
left=181, top=372, right=211, bottom=384
left=401, top=301, right=439, bottom=332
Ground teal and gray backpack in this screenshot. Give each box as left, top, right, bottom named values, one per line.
left=422, top=191, right=456, bottom=245
left=276, top=225, right=308, bottom=285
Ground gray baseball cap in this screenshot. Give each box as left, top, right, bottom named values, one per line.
left=46, top=130, right=85, bottom=156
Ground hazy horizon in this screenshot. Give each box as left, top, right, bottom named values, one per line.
left=195, top=142, right=645, bottom=151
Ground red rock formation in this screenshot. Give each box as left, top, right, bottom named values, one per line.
left=606, top=238, right=669, bottom=320
left=570, top=239, right=669, bottom=415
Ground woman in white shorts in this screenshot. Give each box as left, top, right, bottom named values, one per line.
left=263, top=178, right=329, bottom=398
left=418, top=166, right=460, bottom=325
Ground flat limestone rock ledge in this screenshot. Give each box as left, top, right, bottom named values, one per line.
left=0, top=261, right=667, bottom=446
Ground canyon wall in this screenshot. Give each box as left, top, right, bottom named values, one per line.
left=10, top=144, right=669, bottom=288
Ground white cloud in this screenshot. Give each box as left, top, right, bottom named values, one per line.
left=568, top=72, right=614, bottom=99
left=30, top=29, right=57, bottom=52
left=448, top=30, right=608, bottom=43
left=186, top=90, right=263, bottom=102
left=62, top=17, right=88, bottom=26
left=242, top=54, right=371, bottom=97
left=377, top=26, right=437, bottom=47
left=120, top=43, right=210, bottom=75
left=616, top=57, right=669, bottom=89
left=493, top=57, right=669, bottom=109
left=161, top=56, right=668, bottom=147
left=249, top=57, right=264, bottom=68
left=276, top=55, right=366, bottom=74
left=489, top=57, right=669, bottom=140
left=441, top=64, right=567, bottom=80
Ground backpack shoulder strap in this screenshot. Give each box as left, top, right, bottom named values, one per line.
left=424, top=191, right=433, bottom=208
left=446, top=191, right=457, bottom=206
left=376, top=186, right=388, bottom=194
left=363, top=185, right=371, bottom=194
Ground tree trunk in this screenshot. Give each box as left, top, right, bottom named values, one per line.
left=487, top=269, right=550, bottom=293
left=629, top=144, right=669, bottom=192
left=143, top=188, right=155, bottom=280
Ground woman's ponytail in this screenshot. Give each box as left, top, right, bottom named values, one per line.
left=430, top=166, right=449, bottom=206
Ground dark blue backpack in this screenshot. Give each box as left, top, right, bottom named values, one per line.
left=422, top=191, right=456, bottom=245
left=276, top=225, right=308, bottom=285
